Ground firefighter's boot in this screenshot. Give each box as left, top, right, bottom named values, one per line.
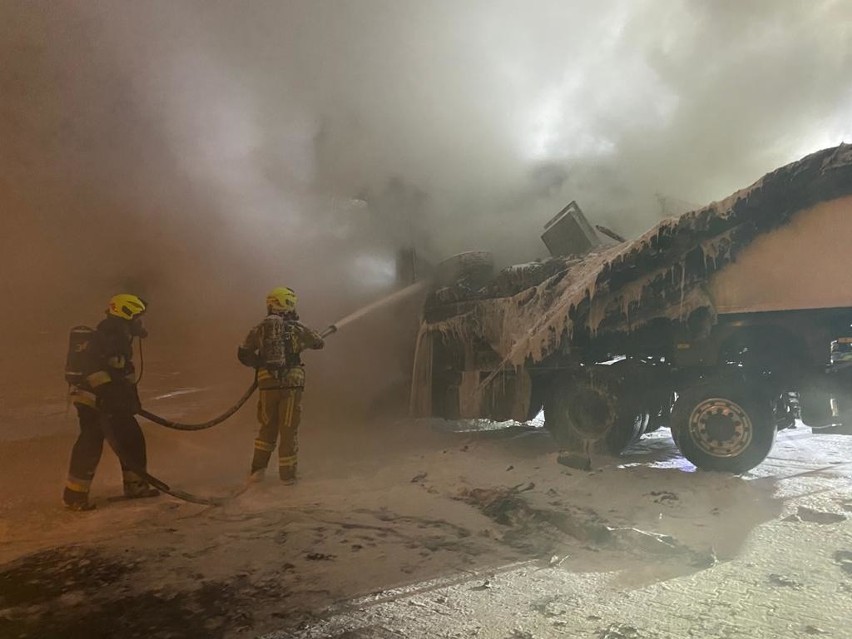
left=278, top=455, right=297, bottom=484
left=247, top=469, right=266, bottom=484
left=250, top=438, right=275, bottom=477
left=63, top=487, right=96, bottom=511
left=278, top=464, right=297, bottom=485
left=123, top=481, right=160, bottom=499
left=122, top=472, right=159, bottom=499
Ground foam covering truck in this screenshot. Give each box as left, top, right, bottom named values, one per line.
left=410, top=144, right=852, bottom=472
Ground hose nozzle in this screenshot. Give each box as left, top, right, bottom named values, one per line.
left=320, top=325, right=338, bottom=339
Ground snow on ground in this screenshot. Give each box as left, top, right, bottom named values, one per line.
left=1, top=402, right=851, bottom=638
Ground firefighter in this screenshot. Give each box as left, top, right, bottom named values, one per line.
left=238, top=287, right=324, bottom=484
left=63, top=294, right=159, bottom=511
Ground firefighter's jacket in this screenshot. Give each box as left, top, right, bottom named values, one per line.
left=70, top=316, right=139, bottom=409
left=238, top=315, right=325, bottom=389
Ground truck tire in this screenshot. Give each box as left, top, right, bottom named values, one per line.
left=671, top=381, right=775, bottom=473
left=646, top=393, right=674, bottom=433
left=604, top=411, right=649, bottom=455
left=544, top=382, right=614, bottom=448
left=433, top=251, right=494, bottom=288
left=543, top=374, right=645, bottom=456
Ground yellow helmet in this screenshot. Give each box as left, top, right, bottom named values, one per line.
left=107, top=294, right=147, bottom=320
left=266, top=287, right=297, bottom=313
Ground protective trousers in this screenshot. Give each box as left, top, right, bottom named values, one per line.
left=251, top=387, right=302, bottom=481
left=64, top=404, right=150, bottom=504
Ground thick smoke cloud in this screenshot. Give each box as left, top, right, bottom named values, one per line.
left=1, top=1, right=850, bottom=429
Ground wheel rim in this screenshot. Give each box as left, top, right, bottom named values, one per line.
left=688, top=397, right=753, bottom=458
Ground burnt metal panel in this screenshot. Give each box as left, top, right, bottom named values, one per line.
left=541, top=201, right=602, bottom=257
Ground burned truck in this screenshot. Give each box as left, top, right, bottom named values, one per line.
left=411, top=144, right=852, bottom=472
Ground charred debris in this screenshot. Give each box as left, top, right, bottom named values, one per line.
left=420, top=143, right=852, bottom=364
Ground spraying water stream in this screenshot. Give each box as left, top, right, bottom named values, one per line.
left=321, top=281, right=428, bottom=337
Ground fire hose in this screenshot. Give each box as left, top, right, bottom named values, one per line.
left=136, top=325, right=337, bottom=431
left=126, top=326, right=339, bottom=506
left=137, top=380, right=259, bottom=431
left=122, top=282, right=425, bottom=506
left=98, top=411, right=227, bottom=506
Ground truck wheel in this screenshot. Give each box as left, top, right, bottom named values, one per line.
left=433, top=251, right=494, bottom=288
left=671, top=381, right=775, bottom=473
left=646, top=393, right=675, bottom=433
left=544, top=380, right=617, bottom=447
left=543, top=375, right=644, bottom=456
left=604, top=411, right=649, bottom=455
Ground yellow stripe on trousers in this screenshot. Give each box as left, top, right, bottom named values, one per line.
left=66, top=477, right=92, bottom=493
left=284, top=393, right=295, bottom=431
left=279, top=393, right=297, bottom=467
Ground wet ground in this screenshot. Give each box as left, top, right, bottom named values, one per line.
left=1, top=399, right=851, bottom=638
left=275, top=428, right=852, bottom=639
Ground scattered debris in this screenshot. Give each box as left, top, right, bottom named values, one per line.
left=471, top=579, right=494, bottom=591
left=459, top=486, right=611, bottom=552
left=804, top=625, right=829, bottom=635
left=608, top=527, right=678, bottom=554
left=325, top=625, right=404, bottom=638
left=648, top=491, right=678, bottom=504
left=796, top=506, right=847, bottom=524
left=691, top=545, right=718, bottom=569
left=306, top=553, right=336, bottom=561
left=599, top=623, right=641, bottom=638
left=547, top=554, right=569, bottom=567
left=556, top=453, right=592, bottom=471
left=833, top=550, right=852, bottom=575
left=768, top=573, right=803, bottom=589
left=531, top=596, right=573, bottom=618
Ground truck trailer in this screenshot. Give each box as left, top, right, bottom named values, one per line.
left=410, top=144, right=852, bottom=472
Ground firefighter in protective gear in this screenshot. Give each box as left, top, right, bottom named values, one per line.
left=238, top=287, right=324, bottom=483
left=63, top=294, right=159, bottom=511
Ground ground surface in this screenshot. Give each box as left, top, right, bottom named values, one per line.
left=1, top=384, right=851, bottom=638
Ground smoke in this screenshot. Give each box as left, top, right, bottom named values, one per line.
left=1, top=1, right=851, bottom=430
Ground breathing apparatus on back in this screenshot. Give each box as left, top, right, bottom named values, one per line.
left=64, top=294, right=148, bottom=386
left=259, top=287, right=300, bottom=371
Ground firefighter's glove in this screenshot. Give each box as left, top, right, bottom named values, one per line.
left=237, top=346, right=261, bottom=369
